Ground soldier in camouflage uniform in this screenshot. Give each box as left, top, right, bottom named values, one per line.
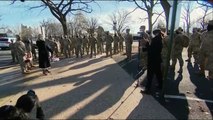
left=96, top=33, right=103, bottom=55
left=63, top=35, right=71, bottom=58
left=9, top=39, right=18, bottom=63
left=89, top=33, right=97, bottom=58
left=113, top=33, right=119, bottom=54
left=46, top=36, right=57, bottom=57
left=59, top=36, right=64, bottom=56
left=186, top=28, right=202, bottom=63
left=171, top=28, right=189, bottom=73
left=124, top=29, right=133, bottom=60
left=118, top=33, right=124, bottom=53
left=82, top=35, right=89, bottom=55
left=75, top=35, right=83, bottom=58
left=198, top=20, right=213, bottom=79
left=70, top=36, right=76, bottom=56
left=105, top=31, right=113, bottom=58
left=160, top=28, right=169, bottom=76
left=138, top=26, right=150, bottom=68
left=14, top=35, right=28, bottom=74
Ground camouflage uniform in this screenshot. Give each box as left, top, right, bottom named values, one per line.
left=15, top=36, right=27, bottom=73
left=138, top=32, right=150, bottom=69
left=105, top=32, right=113, bottom=58
left=89, top=35, right=97, bottom=58
left=9, top=40, right=18, bottom=63
left=118, top=33, right=124, bottom=52
left=124, top=29, right=133, bottom=60
left=70, top=36, right=76, bottom=56
left=46, top=37, right=57, bottom=57
left=63, top=36, right=71, bottom=58
left=187, top=28, right=202, bottom=63
left=97, top=34, right=103, bottom=54
left=82, top=36, right=89, bottom=55
left=199, top=26, right=213, bottom=79
left=75, top=36, right=83, bottom=58
left=59, top=36, right=64, bottom=55
left=113, top=34, right=119, bottom=54
left=171, top=31, right=189, bottom=73
left=161, top=35, right=169, bottom=70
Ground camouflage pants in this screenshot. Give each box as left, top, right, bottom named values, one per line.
left=119, top=41, right=123, bottom=52
left=18, top=55, right=26, bottom=73
left=97, top=43, right=103, bottom=54
left=171, top=50, right=183, bottom=69
left=188, top=45, right=200, bottom=62
left=114, top=42, right=119, bottom=54
left=90, top=45, right=96, bottom=57
left=63, top=46, right=71, bottom=58
left=76, top=45, right=82, bottom=58
left=11, top=51, right=18, bottom=62
left=126, top=44, right=132, bottom=59
left=106, top=44, right=112, bottom=57
left=139, top=51, right=148, bottom=69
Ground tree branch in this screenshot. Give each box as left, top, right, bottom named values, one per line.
left=152, top=11, right=164, bottom=26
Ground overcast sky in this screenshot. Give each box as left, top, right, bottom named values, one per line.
left=0, top=1, right=212, bottom=34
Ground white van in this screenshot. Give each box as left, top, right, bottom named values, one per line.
left=0, top=33, right=16, bottom=50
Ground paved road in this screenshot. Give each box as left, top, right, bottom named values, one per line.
left=0, top=50, right=17, bottom=68
left=112, top=48, right=213, bottom=119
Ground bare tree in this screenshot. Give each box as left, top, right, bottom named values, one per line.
left=107, top=8, right=136, bottom=34
left=127, top=0, right=164, bottom=32
left=40, top=19, right=63, bottom=37
left=14, top=0, right=94, bottom=35
left=68, top=11, right=88, bottom=36
left=181, top=2, right=196, bottom=35
left=87, top=17, right=99, bottom=35
left=196, top=4, right=213, bottom=29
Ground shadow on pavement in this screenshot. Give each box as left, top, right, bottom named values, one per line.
left=1, top=56, right=133, bottom=119
left=160, top=70, right=189, bottom=119
left=187, top=62, right=213, bottom=117
left=114, top=53, right=190, bottom=119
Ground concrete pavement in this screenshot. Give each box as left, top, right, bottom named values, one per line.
left=0, top=54, right=175, bottom=119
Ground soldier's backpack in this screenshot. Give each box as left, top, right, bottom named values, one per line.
left=181, top=34, right=190, bottom=47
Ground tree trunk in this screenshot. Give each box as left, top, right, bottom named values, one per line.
left=62, top=21, right=68, bottom=36
left=148, top=12, right=153, bottom=33
left=160, top=0, right=171, bottom=31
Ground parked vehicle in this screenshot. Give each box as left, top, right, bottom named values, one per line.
left=0, top=33, right=16, bottom=50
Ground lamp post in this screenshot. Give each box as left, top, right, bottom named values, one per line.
left=113, top=21, right=117, bottom=35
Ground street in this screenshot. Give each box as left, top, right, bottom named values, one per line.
left=0, top=50, right=16, bottom=68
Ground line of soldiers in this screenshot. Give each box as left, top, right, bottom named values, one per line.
left=44, top=30, right=133, bottom=59
left=137, top=20, right=213, bottom=81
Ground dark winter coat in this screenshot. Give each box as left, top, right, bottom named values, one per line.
left=36, top=39, right=53, bottom=68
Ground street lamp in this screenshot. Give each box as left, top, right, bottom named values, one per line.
left=113, top=21, right=117, bottom=35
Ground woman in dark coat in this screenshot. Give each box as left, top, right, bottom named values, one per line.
left=36, top=34, right=53, bottom=75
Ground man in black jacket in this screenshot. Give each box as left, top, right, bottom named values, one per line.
left=141, top=29, right=163, bottom=94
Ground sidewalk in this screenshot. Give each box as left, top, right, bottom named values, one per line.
left=0, top=54, right=175, bottom=119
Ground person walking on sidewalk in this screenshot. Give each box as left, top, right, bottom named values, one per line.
left=36, top=34, right=53, bottom=75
